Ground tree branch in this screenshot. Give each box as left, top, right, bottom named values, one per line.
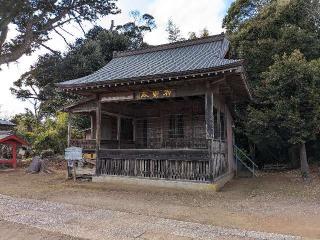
left=54, top=29, right=72, bottom=47
left=30, top=85, right=39, bottom=97
left=58, top=26, right=75, bottom=37
left=38, top=43, right=60, bottom=56
left=0, top=25, right=8, bottom=50
left=0, top=22, right=34, bottom=65
left=70, top=12, right=86, bottom=35
left=0, top=1, right=119, bottom=65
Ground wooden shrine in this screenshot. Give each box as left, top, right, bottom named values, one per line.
left=58, top=34, right=251, bottom=183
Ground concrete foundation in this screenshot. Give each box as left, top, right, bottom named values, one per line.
left=92, top=172, right=234, bottom=191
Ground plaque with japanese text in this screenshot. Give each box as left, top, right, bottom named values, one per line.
left=136, top=89, right=175, bottom=100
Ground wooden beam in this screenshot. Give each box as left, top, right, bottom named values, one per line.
left=101, top=110, right=132, bottom=119
left=72, top=108, right=96, bottom=114
left=73, top=75, right=224, bottom=96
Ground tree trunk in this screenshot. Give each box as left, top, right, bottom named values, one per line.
left=299, top=143, right=310, bottom=181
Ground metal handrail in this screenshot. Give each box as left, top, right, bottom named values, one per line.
left=234, top=145, right=258, bottom=177
left=234, top=145, right=258, bottom=168
left=235, top=154, right=255, bottom=175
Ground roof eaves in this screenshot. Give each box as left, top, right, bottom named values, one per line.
left=0, top=134, right=28, bottom=145
left=60, top=96, right=96, bottom=111
left=58, top=60, right=244, bottom=90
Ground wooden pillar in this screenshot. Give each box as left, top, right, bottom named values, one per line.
left=96, top=97, right=102, bottom=169
left=66, top=113, right=72, bottom=178
left=12, top=142, right=17, bottom=169
left=90, top=114, right=95, bottom=140
left=205, top=88, right=214, bottom=180
left=117, top=116, right=121, bottom=149
left=205, top=89, right=214, bottom=139
left=226, top=106, right=235, bottom=173
left=67, top=113, right=71, bottom=147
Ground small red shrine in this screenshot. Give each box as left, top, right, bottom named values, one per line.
left=0, top=131, right=28, bottom=169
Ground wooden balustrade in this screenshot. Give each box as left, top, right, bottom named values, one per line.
left=96, top=149, right=215, bottom=181
left=97, top=158, right=211, bottom=181
left=71, top=140, right=227, bottom=182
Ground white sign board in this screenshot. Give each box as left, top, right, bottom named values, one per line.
left=65, top=147, right=82, bottom=161
left=101, top=92, right=134, bottom=102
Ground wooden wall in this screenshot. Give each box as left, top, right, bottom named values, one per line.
left=134, top=97, right=207, bottom=149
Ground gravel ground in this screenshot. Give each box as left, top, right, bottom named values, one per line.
left=0, top=194, right=301, bottom=240
left=0, top=220, right=83, bottom=240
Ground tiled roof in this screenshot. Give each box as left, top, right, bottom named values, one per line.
left=58, top=34, right=243, bottom=88
left=0, top=120, right=15, bottom=126
left=0, top=131, right=12, bottom=140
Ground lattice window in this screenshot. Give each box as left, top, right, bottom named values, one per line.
left=120, top=119, right=133, bottom=140
left=168, top=114, right=184, bottom=139
left=136, top=117, right=161, bottom=148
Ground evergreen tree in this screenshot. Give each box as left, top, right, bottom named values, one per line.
left=0, top=0, right=119, bottom=65
left=166, top=19, right=183, bottom=42
left=11, top=14, right=155, bottom=117
left=246, top=50, right=320, bottom=179
left=223, top=0, right=320, bottom=176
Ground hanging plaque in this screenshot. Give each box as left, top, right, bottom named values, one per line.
left=136, top=89, right=175, bottom=100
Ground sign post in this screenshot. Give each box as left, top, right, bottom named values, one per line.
left=64, top=147, right=83, bottom=181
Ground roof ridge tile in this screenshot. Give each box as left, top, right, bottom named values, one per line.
left=113, top=33, right=226, bottom=58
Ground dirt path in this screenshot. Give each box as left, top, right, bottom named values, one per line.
left=0, top=194, right=300, bottom=240
left=0, top=169, right=319, bottom=239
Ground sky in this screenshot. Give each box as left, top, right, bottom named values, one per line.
left=0, top=0, right=234, bottom=118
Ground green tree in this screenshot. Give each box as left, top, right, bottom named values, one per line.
left=200, top=28, right=209, bottom=37
left=11, top=14, right=154, bottom=117
left=116, top=10, right=156, bottom=49
left=188, top=32, right=198, bottom=40
left=11, top=110, right=41, bottom=149
left=223, top=0, right=320, bottom=85
left=0, top=0, right=119, bottom=65
left=12, top=111, right=80, bottom=154
left=246, top=50, right=320, bottom=179
left=166, top=19, right=184, bottom=42
left=223, top=0, right=320, bottom=172
left=188, top=28, right=210, bottom=40
left=10, top=13, right=156, bottom=154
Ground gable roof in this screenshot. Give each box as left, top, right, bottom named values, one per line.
left=57, top=33, right=244, bottom=89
